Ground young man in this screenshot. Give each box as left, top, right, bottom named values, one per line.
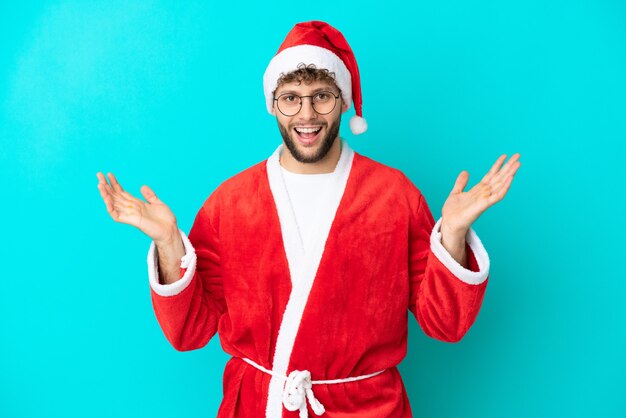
left=97, top=21, right=520, bottom=418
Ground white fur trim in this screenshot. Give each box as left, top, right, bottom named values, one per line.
left=430, top=217, right=490, bottom=285
left=264, top=139, right=354, bottom=418
left=147, top=228, right=197, bottom=297
left=263, top=44, right=353, bottom=115
left=349, top=115, right=368, bottom=135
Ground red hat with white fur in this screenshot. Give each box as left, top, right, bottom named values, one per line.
left=263, top=21, right=368, bottom=135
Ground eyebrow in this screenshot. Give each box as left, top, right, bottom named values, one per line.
left=276, top=87, right=339, bottom=96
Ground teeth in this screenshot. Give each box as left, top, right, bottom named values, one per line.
left=295, top=127, right=321, bottom=134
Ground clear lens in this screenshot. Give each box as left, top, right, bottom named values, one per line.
left=275, top=91, right=337, bottom=116
left=277, top=94, right=301, bottom=116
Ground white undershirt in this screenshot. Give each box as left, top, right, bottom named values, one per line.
left=279, top=166, right=338, bottom=255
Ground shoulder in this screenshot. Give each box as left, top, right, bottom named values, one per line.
left=199, top=159, right=268, bottom=212
left=217, top=160, right=267, bottom=195
left=352, top=152, right=425, bottom=199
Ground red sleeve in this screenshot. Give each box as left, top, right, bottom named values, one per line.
left=149, top=195, right=226, bottom=351
left=407, top=183, right=489, bottom=343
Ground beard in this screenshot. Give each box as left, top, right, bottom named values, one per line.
left=277, top=114, right=341, bottom=164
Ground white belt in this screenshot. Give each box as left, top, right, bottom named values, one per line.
left=241, top=357, right=386, bottom=418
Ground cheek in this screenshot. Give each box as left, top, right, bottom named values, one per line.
left=331, top=108, right=343, bottom=123
left=277, top=116, right=292, bottom=132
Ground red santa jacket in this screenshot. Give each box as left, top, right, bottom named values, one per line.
left=147, top=140, right=490, bottom=418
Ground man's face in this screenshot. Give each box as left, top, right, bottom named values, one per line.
left=273, top=80, right=348, bottom=164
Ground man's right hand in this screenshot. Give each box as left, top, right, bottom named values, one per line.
left=96, top=172, right=179, bottom=245
left=97, top=171, right=188, bottom=285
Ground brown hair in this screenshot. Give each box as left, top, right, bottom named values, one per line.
left=273, top=63, right=341, bottom=96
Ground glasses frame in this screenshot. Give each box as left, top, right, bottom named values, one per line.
left=273, top=90, right=341, bottom=117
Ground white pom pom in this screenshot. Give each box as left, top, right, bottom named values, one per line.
left=349, top=115, right=368, bottom=135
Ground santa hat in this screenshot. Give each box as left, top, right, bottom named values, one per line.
left=263, top=21, right=368, bottom=135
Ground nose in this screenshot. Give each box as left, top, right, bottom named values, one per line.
left=298, top=96, right=318, bottom=120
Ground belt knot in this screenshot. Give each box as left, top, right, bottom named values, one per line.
left=282, top=369, right=325, bottom=417
left=240, top=357, right=386, bottom=418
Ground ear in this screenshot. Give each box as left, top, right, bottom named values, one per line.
left=341, top=100, right=349, bottom=113
left=270, top=103, right=277, bottom=115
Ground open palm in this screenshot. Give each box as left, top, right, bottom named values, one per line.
left=96, top=172, right=178, bottom=243
left=441, top=153, right=521, bottom=234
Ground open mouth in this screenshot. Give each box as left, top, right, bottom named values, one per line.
left=293, top=126, right=323, bottom=145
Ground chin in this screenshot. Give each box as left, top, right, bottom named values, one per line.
left=278, top=118, right=340, bottom=164
left=299, top=142, right=336, bottom=164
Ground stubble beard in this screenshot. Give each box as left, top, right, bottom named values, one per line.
left=277, top=115, right=341, bottom=164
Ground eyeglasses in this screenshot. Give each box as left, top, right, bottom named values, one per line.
left=273, top=90, right=341, bottom=117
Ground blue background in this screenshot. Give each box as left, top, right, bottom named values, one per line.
left=2, top=1, right=625, bottom=417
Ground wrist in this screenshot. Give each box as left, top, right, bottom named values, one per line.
left=439, top=220, right=469, bottom=268
left=440, top=219, right=468, bottom=241
left=155, top=225, right=181, bottom=249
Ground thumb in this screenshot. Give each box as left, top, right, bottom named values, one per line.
left=140, top=185, right=162, bottom=204
left=450, top=171, right=469, bottom=194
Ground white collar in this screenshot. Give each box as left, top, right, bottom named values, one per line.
left=270, top=138, right=352, bottom=177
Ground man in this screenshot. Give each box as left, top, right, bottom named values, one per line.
left=97, top=21, right=520, bottom=418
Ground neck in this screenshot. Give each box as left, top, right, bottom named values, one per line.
left=280, top=137, right=342, bottom=174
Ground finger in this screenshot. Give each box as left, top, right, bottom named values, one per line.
left=96, top=173, right=132, bottom=221
left=96, top=173, right=119, bottom=206
left=97, top=172, right=115, bottom=196
left=96, top=172, right=108, bottom=185
left=104, top=185, right=135, bottom=215
left=98, top=172, right=130, bottom=203
left=107, top=172, right=124, bottom=193
left=97, top=175, right=109, bottom=195
left=488, top=170, right=510, bottom=195
left=481, top=154, right=507, bottom=183
left=450, top=171, right=469, bottom=194
left=505, top=160, right=521, bottom=178
left=491, top=158, right=521, bottom=185
left=488, top=174, right=515, bottom=204
left=98, top=183, right=129, bottom=221
left=497, top=154, right=521, bottom=177
left=491, top=164, right=520, bottom=199
left=140, top=185, right=162, bottom=204
left=97, top=183, right=115, bottom=213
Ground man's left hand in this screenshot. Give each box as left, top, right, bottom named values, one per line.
left=439, top=153, right=521, bottom=267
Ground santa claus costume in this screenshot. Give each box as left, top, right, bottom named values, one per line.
left=147, top=21, right=490, bottom=418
